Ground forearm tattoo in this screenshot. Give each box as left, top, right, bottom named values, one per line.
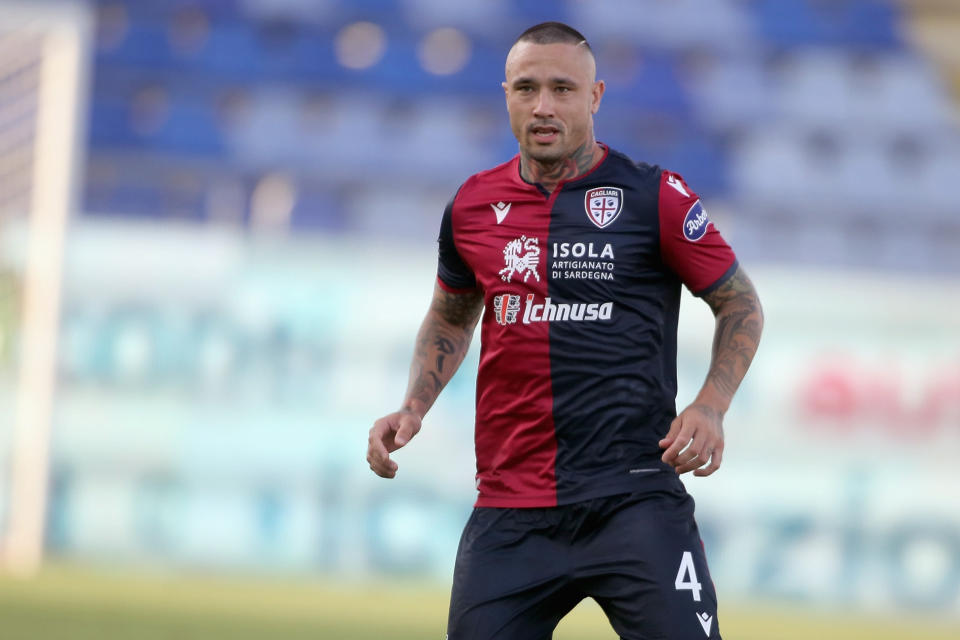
left=404, top=288, right=484, bottom=414
left=701, top=266, right=764, bottom=401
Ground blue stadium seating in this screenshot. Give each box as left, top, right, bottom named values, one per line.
left=753, top=0, right=902, bottom=49
left=80, top=0, right=959, bottom=273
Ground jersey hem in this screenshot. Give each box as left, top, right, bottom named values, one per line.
left=693, top=259, right=739, bottom=297
left=474, top=467, right=682, bottom=508
left=474, top=494, right=558, bottom=508
left=436, top=275, right=478, bottom=294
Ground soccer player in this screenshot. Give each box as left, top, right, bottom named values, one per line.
left=367, top=21, right=763, bottom=640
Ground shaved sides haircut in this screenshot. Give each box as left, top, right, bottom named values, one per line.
left=514, top=21, right=593, bottom=54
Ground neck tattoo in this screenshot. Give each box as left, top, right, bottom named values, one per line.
left=520, top=141, right=604, bottom=193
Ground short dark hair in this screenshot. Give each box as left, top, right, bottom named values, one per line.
left=515, top=21, right=592, bottom=54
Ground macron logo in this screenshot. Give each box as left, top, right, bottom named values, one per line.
left=697, top=612, right=713, bottom=637
left=666, top=174, right=689, bottom=197
left=491, top=201, right=511, bottom=224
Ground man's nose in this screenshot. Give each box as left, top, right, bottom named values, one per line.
left=532, top=89, right=554, bottom=117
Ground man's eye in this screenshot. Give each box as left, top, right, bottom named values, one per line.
left=555, top=86, right=570, bottom=93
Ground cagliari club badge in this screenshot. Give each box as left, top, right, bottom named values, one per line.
left=584, top=187, right=623, bottom=229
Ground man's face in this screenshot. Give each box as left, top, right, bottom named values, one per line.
left=503, top=41, right=604, bottom=165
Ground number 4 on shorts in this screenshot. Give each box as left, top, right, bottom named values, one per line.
left=674, top=551, right=702, bottom=602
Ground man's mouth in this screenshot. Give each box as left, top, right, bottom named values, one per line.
left=530, top=124, right=560, bottom=142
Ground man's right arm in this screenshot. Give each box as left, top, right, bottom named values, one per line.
left=366, top=282, right=484, bottom=478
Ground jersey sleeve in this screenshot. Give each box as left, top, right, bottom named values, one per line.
left=658, top=170, right=737, bottom=296
left=436, top=192, right=478, bottom=292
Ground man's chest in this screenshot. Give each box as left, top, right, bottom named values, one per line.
left=452, top=184, right=663, bottom=296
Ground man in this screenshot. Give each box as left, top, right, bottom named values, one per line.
left=367, top=21, right=763, bottom=640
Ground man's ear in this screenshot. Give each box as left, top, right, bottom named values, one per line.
left=592, top=79, right=605, bottom=114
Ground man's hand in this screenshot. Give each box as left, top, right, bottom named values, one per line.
left=367, top=409, right=422, bottom=478
left=659, top=403, right=724, bottom=477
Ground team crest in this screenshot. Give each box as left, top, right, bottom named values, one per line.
left=584, top=187, right=624, bottom=228
left=492, top=294, right=521, bottom=325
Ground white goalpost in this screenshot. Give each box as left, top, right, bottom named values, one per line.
left=0, top=0, right=92, bottom=575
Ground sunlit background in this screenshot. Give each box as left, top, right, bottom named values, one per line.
left=0, top=0, right=958, bottom=638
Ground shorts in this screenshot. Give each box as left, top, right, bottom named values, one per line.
left=446, top=486, right=721, bottom=640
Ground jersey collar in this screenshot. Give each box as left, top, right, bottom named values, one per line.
left=511, top=143, right=610, bottom=194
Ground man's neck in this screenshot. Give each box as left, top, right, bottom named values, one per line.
left=519, top=140, right=605, bottom=193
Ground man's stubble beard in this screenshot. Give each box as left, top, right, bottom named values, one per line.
left=523, top=142, right=567, bottom=167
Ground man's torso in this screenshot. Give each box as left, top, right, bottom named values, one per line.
left=438, top=146, right=736, bottom=507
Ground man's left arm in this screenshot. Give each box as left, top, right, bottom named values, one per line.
left=660, top=265, right=764, bottom=476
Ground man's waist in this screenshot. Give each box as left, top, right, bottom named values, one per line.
left=474, top=460, right=679, bottom=508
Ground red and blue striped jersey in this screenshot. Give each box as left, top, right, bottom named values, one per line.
left=437, top=146, right=737, bottom=507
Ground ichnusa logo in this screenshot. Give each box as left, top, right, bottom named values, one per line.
left=520, top=294, right=613, bottom=324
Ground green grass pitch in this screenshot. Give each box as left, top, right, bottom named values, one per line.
left=0, top=565, right=955, bottom=639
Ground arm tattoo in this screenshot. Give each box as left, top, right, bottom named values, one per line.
left=701, top=266, right=764, bottom=402
left=434, top=335, right=455, bottom=372
left=403, top=287, right=484, bottom=416
left=430, top=287, right=484, bottom=327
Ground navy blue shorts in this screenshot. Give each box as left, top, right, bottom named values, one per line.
left=446, top=486, right=720, bottom=640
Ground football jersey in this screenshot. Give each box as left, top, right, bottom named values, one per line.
left=437, top=146, right=737, bottom=508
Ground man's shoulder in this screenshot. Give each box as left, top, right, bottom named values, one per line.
left=603, top=146, right=663, bottom=186
left=447, top=156, right=524, bottom=216
left=458, top=155, right=520, bottom=194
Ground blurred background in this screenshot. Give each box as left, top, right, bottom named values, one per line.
left=0, top=0, right=958, bottom=638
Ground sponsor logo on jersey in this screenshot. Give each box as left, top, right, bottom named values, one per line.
left=666, top=173, right=690, bottom=197
left=499, top=235, right=540, bottom=283
left=490, top=201, right=511, bottom=224
left=552, top=242, right=615, bottom=259
left=492, top=293, right=521, bottom=325
left=584, top=187, right=623, bottom=228
left=550, top=241, right=616, bottom=280
left=520, top=294, right=613, bottom=325
left=682, top=201, right=711, bottom=242
left=696, top=612, right=713, bottom=637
